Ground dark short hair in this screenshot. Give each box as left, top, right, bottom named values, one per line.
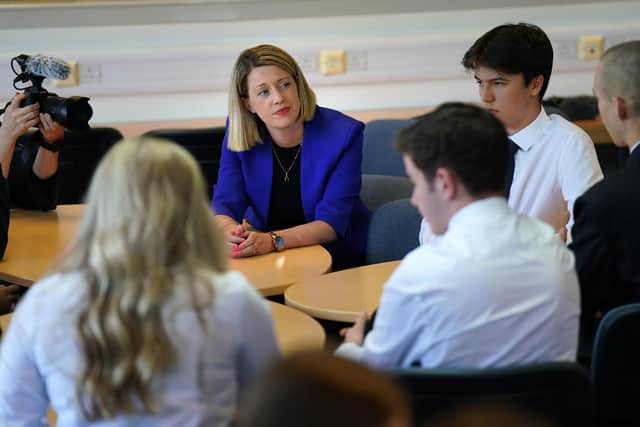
left=462, top=23, right=553, bottom=101
left=236, top=351, right=409, bottom=427
left=396, top=102, right=508, bottom=196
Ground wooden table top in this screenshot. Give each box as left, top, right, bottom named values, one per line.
left=230, top=246, right=332, bottom=296
left=284, top=260, right=401, bottom=323
left=268, top=301, right=325, bottom=353
left=1, top=204, right=332, bottom=296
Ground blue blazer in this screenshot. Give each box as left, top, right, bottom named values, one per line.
left=213, top=106, right=371, bottom=258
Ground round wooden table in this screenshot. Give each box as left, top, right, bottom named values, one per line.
left=1, top=205, right=332, bottom=295
left=230, top=246, right=332, bottom=296
left=284, top=260, right=401, bottom=322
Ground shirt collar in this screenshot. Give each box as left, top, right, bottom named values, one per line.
left=509, top=107, right=548, bottom=152
left=630, top=140, right=640, bottom=154
left=448, top=196, right=510, bottom=231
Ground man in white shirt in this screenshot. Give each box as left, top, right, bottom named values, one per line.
left=336, top=103, right=580, bottom=369
left=419, top=23, right=602, bottom=245
left=570, top=41, right=640, bottom=338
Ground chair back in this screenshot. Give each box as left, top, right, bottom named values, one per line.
left=366, top=198, right=421, bottom=264
left=58, top=127, right=123, bottom=204
left=389, top=362, right=595, bottom=427
left=362, top=119, right=413, bottom=177
left=360, top=174, right=413, bottom=212
left=142, top=127, right=226, bottom=200
left=591, top=303, right=640, bottom=427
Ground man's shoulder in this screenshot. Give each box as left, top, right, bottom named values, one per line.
left=578, top=169, right=633, bottom=208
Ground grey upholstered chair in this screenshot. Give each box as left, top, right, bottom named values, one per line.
left=360, top=174, right=413, bottom=213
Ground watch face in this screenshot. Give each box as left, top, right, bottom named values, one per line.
left=275, top=235, right=285, bottom=249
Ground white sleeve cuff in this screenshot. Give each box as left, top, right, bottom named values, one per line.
left=334, top=342, right=365, bottom=362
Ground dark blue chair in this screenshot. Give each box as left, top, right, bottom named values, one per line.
left=591, top=303, right=640, bottom=427
left=389, top=362, right=595, bottom=427
left=366, top=198, right=421, bottom=264
left=362, top=119, right=414, bottom=177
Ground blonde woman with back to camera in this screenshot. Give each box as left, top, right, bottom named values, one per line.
left=0, top=138, right=280, bottom=426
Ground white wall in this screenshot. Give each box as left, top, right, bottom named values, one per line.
left=1, top=1, right=639, bottom=125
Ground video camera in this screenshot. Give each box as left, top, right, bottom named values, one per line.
left=7, top=54, right=93, bottom=131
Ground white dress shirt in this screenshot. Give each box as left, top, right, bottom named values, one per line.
left=337, top=197, right=580, bottom=369
left=0, top=270, right=280, bottom=427
left=419, top=109, right=603, bottom=245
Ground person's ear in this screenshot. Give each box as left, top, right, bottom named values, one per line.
left=243, top=97, right=255, bottom=114
left=529, top=75, right=544, bottom=97
left=613, top=96, right=629, bottom=120
left=434, top=167, right=458, bottom=200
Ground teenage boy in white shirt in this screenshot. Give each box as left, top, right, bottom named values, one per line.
left=419, top=23, right=602, bottom=245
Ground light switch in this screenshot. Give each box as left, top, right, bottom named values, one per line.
left=319, top=50, right=347, bottom=75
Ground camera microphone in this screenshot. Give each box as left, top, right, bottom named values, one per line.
left=22, top=54, right=71, bottom=81
left=9, top=54, right=92, bottom=131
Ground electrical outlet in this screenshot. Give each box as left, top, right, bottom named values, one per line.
left=79, top=63, right=102, bottom=84
left=577, top=35, right=605, bottom=60
left=52, top=60, right=79, bottom=87
left=319, top=50, right=347, bottom=75
left=347, top=50, right=367, bottom=71
left=297, top=54, right=318, bottom=73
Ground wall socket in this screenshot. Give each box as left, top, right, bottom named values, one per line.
left=347, top=50, right=367, bottom=71
left=297, top=53, right=318, bottom=73
left=577, top=35, right=605, bottom=60
left=79, top=62, right=102, bottom=84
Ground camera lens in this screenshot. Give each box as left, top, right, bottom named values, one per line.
left=40, top=95, right=93, bottom=131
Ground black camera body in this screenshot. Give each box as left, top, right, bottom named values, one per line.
left=20, top=85, right=93, bottom=131
left=9, top=54, right=93, bottom=131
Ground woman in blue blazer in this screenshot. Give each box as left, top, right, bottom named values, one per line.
left=213, top=44, right=370, bottom=267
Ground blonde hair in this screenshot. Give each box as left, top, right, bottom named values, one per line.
left=52, top=137, right=228, bottom=419
left=227, top=44, right=317, bottom=151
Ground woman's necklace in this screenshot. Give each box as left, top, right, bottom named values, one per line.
left=272, top=144, right=302, bottom=182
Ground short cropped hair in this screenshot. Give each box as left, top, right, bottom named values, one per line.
left=227, top=44, right=317, bottom=151
left=462, top=23, right=553, bottom=101
left=395, top=102, right=509, bottom=195
left=600, top=40, right=640, bottom=116
left=236, top=351, right=409, bottom=427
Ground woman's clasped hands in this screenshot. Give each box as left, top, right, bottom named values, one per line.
left=225, top=224, right=274, bottom=258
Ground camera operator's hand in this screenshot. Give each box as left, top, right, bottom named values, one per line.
left=0, top=93, right=39, bottom=143
left=33, top=112, right=62, bottom=180
left=1, top=94, right=40, bottom=178
left=38, top=113, right=64, bottom=145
